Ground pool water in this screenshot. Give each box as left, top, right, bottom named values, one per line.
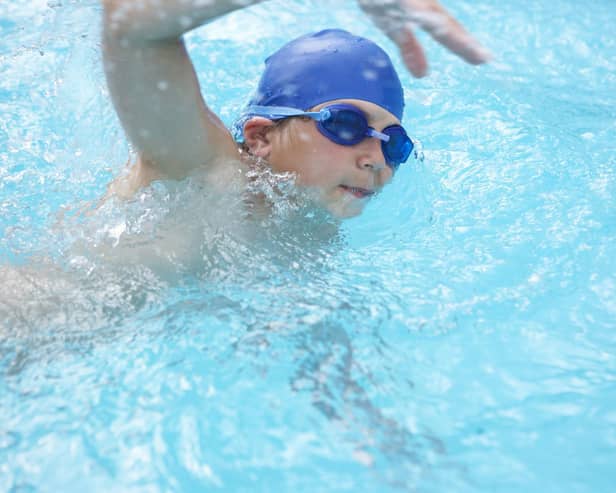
left=1, top=0, right=615, bottom=491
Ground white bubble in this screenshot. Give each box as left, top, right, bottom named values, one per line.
left=157, top=80, right=169, bottom=91
left=282, top=84, right=298, bottom=96
left=362, top=69, right=377, bottom=80
left=372, top=57, right=389, bottom=68
left=110, top=10, right=126, bottom=23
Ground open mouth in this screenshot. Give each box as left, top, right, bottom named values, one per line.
left=339, top=185, right=375, bottom=199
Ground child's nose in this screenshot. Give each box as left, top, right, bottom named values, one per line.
left=356, top=137, right=387, bottom=171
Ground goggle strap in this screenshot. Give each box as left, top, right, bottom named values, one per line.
left=367, top=128, right=390, bottom=142
left=244, top=105, right=323, bottom=120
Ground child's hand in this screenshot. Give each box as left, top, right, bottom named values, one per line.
left=357, top=0, right=492, bottom=77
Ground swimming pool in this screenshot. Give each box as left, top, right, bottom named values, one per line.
left=1, top=0, right=615, bottom=491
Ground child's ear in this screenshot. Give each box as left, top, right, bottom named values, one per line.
left=242, top=117, right=276, bottom=158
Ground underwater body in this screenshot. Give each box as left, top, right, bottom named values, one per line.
left=1, top=0, right=616, bottom=491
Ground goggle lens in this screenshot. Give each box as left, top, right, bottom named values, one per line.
left=382, top=125, right=414, bottom=168
left=318, top=107, right=367, bottom=145
left=317, top=105, right=413, bottom=168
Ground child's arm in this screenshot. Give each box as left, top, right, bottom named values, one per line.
left=102, top=0, right=265, bottom=185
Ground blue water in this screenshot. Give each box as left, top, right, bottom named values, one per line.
left=1, top=0, right=615, bottom=491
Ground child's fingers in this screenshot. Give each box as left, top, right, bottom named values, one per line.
left=358, top=0, right=491, bottom=74
left=392, top=27, right=428, bottom=78
left=404, top=1, right=492, bottom=65
left=357, top=1, right=428, bottom=77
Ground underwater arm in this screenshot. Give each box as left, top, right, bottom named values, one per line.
left=358, top=0, right=491, bottom=77
left=102, top=0, right=264, bottom=184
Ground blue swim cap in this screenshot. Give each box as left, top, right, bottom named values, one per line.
left=247, top=29, right=405, bottom=120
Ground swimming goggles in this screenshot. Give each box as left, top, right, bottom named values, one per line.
left=244, top=103, right=414, bottom=169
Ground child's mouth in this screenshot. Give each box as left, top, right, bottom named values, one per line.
left=339, top=185, right=375, bottom=199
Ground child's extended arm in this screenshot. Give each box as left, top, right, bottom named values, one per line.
left=102, top=0, right=265, bottom=185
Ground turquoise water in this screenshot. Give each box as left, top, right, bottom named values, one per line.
left=1, top=0, right=616, bottom=491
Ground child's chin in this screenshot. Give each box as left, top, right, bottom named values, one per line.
left=306, top=187, right=367, bottom=219
left=325, top=199, right=366, bottom=219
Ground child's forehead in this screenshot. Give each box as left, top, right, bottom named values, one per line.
left=312, top=98, right=400, bottom=126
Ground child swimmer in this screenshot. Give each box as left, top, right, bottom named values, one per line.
left=0, top=0, right=492, bottom=324
left=102, top=0, right=490, bottom=219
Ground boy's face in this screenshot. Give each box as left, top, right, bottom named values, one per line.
left=267, top=99, right=397, bottom=218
